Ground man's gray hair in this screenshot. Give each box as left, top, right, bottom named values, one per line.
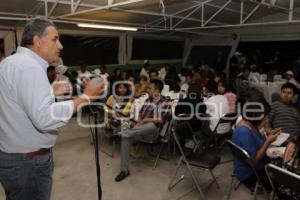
left=21, top=18, right=55, bottom=47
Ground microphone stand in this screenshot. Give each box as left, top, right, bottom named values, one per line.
left=89, top=108, right=102, bottom=200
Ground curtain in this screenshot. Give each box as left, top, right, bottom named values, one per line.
left=0, top=31, right=16, bottom=56
left=118, top=34, right=127, bottom=65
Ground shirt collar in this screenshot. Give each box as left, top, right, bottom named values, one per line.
left=17, top=46, right=49, bottom=72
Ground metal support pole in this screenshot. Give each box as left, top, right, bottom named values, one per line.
left=289, top=0, right=294, bottom=22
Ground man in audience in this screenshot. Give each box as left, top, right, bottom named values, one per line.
left=268, top=82, right=300, bottom=139
left=149, top=68, right=159, bottom=79
left=140, top=59, right=150, bottom=78
left=235, top=66, right=251, bottom=98
left=77, top=63, right=91, bottom=79
left=115, top=79, right=171, bottom=182
left=285, top=70, right=300, bottom=88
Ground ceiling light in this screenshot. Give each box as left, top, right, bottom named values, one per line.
left=77, top=23, right=138, bottom=31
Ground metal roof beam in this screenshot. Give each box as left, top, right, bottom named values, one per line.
left=74, top=0, right=82, bottom=12
left=53, top=0, right=144, bottom=18
left=172, top=5, right=202, bottom=29
left=175, top=19, right=300, bottom=30
left=113, top=7, right=225, bottom=25
left=204, top=0, right=232, bottom=26
left=48, top=0, right=60, bottom=17
left=242, top=2, right=261, bottom=24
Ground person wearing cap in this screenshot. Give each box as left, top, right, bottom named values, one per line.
left=285, top=70, right=300, bottom=88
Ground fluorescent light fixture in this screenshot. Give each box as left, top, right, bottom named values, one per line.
left=77, top=23, right=138, bottom=31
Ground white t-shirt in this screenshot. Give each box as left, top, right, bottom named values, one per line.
left=205, top=94, right=230, bottom=133
left=77, top=70, right=91, bottom=79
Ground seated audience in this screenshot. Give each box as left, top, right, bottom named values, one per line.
left=140, top=59, right=150, bottom=78
left=235, top=66, right=251, bottom=98
left=268, top=82, right=300, bottom=139
left=248, top=64, right=260, bottom=82
left=164, top=66, right=181, bottom=91
left=175, top=84, right=206, bottom=132
left=285, top=70, right=300, bottom=88
left=218, top=80, right=237, bottom=113
left=232, top=88, right=281, bottom=191
left=134, top=76, right=150, bottom=98
left=149, top=68, right=159, bottom=79
left=106, top=83, right=133, bottom=134
left=204, top=81, right=230, bottom=134
left=77, top=63, right=91, bottom=79
left=115, top=79, right=171, bottom=182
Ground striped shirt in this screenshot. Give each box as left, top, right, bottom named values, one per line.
left=269, top=101, right=300, bottom=136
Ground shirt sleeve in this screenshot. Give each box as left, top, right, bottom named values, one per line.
left=17, top=66, right=74, bottom=133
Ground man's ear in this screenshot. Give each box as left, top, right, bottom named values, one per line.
left=32, top=35, right=41, bottom=48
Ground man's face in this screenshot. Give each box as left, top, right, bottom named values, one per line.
left=80, top=66, right=87, bottom=72
left=36, top=26, right=63, bottom=64
left=148, top=84, right=159, bottom=99
left=149, top=72, right=158, bottom=79
left=281, top=88, right=294, bottom=103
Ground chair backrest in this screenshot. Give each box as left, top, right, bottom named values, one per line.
left=227, top=140, right=269, bottom=190
left=213, top=112, right=238, bottom=134
left=227, top=140, right=254, bottom=167
left=266, top=163, right=300, bottom=194
left=159, top=115, right=172, bottom=138
left=172, top=119, right=194, bottom=155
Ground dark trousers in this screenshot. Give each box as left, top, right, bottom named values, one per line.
left=0, top=150, right=54, bottom=200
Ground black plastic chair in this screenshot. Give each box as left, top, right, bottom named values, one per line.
left=210, top=113, right=238, bottom=153
left=168, top=120, right=220, bottom=200
left=266, top=163, right=300, bottom=200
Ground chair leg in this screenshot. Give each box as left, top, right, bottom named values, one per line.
left=153, top=143, right=164, bottom=170
left=253, top=182, right=258, bottom=200
left=227, top=175, right=235, bottom=200
left=185, top=163, right=206, bottom=200
left=168, top=157, right=184, bottom=190
left=208, top=170, right=220, bottom=189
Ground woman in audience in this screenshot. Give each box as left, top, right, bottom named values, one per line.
left=134, top=75, right=150, bottom=98
left=164, top=66, right=181, bottom=92
left=232, top=88, right=281, bottom=191
left=218, top=80, right=237, bottom=113
left=106, top=83, right=133, bottom=135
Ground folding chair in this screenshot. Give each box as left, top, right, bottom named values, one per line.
left=139, top=116, right=172, bottom=169
left=168, top=120, right=220, bottom=200
left=210, top=112, right=238, bottom=153
left=265, top=163, right=300, bottom=200
left=227, top=140, right=269, bottom=200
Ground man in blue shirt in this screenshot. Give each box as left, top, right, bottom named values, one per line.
left=0, top=18, right=104, bottom=200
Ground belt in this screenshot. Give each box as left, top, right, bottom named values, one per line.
left=14, top=148, right=51, bottom=157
